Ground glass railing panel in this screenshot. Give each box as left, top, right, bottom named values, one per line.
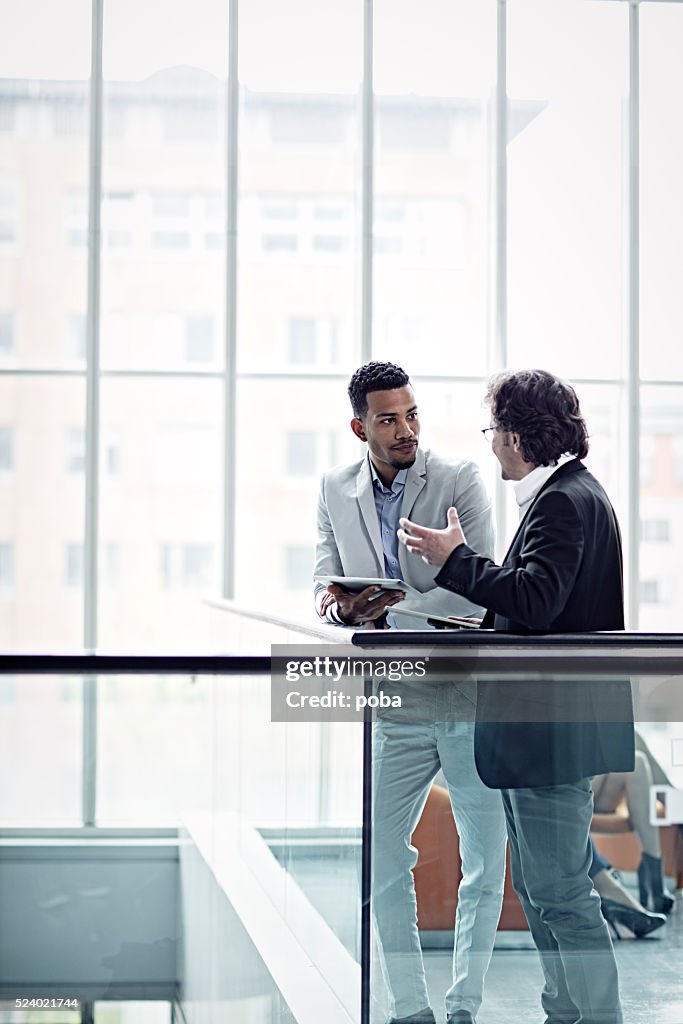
left=7, top=641, right=682, bottom=1023
left=92, top=1003, right=171, bottom=1023
left=348, top=633, right=683, bottom=1024
left=0, top=659, right=362, bottom=1024
left=0, top=1004, right=81, bottom=1023
left=97, top=673, right=216, bottom=826
left=211, top=671, right=363, bottom=1018
left=0, top=674, right=83, bottom=825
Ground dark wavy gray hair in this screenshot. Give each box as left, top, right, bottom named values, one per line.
left=486, top=369, right=589, bottom=466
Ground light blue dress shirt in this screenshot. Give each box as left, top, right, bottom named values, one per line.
left=369, top=458, right=408, bottom=580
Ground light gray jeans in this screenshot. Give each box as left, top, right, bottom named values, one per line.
left=372, top=720, right=507, bottom=1020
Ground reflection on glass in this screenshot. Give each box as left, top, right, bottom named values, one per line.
left=507, top=0, right=627, bottom=378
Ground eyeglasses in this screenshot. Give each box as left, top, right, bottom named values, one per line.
left=481, top=426, right=496, bottom=443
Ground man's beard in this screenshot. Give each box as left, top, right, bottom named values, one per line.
left=389, top=452, right=417, bottom=470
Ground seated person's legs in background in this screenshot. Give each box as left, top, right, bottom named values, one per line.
left=589, top=838, right=666, bottom=938
left=592, top=729, right=675, bottom=914
left=633, top=731, right=677, bottom=912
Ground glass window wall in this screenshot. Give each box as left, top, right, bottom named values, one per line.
left=1, top=0, right=683, bottom=830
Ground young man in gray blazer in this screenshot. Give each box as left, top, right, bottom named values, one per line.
left=314, top=361, right=506, bottom=1024
left=399, top=369, right=634, bottom=1024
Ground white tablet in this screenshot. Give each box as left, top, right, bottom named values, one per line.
left=390, top=606, right=483, bottom=629
left=314, top=575, right=421, bottom=600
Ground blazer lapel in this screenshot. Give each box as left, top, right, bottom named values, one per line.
left=400, top=447, right=427, bottom=520
left=396, top=450, right=428, bottom=580
left=356, top=457, right=384, bottom=571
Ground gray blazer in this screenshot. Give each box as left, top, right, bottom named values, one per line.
left=314, top=447, right=494, bottom=622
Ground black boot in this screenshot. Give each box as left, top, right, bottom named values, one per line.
left=637, top=852, right=675, bottom=914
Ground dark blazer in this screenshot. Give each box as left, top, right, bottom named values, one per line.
left=435, top=459, right=635, bottom=788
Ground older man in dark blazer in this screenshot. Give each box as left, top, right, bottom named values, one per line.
left=399, top=369, right=634, bottom=1024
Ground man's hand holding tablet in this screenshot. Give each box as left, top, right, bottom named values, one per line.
left=325, top=583, right=404, bottom=625
left=314, top=575, right=409, bottom=625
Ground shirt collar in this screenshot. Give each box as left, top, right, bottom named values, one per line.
left=513, top=453, right=577, bottom=517
left=368, top=455, right=408, bottom=494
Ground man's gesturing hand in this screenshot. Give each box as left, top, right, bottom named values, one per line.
left=397, top=507, right=466, bottom=567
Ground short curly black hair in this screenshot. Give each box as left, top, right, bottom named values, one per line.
left=486, top=369, right=589, bottom=466
left=348, top=361, right=410, bottom=418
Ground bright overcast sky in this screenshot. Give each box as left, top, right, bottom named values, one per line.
left=0, top=0, right=498, bottom=94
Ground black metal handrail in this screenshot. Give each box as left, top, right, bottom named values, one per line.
left=0, top=653, right=272, bottom=673
left=2, top=634, right=683, bottom=674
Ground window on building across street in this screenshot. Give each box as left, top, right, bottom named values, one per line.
left=65, top=543, right=84, bottom=587
left=0, top=312, right=13, bottom=354
left=640, top=519, right=671, bottom=543
left=0, top=543, right=14, bottom=587
left=0, top=426, right=14, bottom=471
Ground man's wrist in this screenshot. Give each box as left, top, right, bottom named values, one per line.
left=328, top=601, right=350, bottom=625
left=332, top=601, right=369, bottom=626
